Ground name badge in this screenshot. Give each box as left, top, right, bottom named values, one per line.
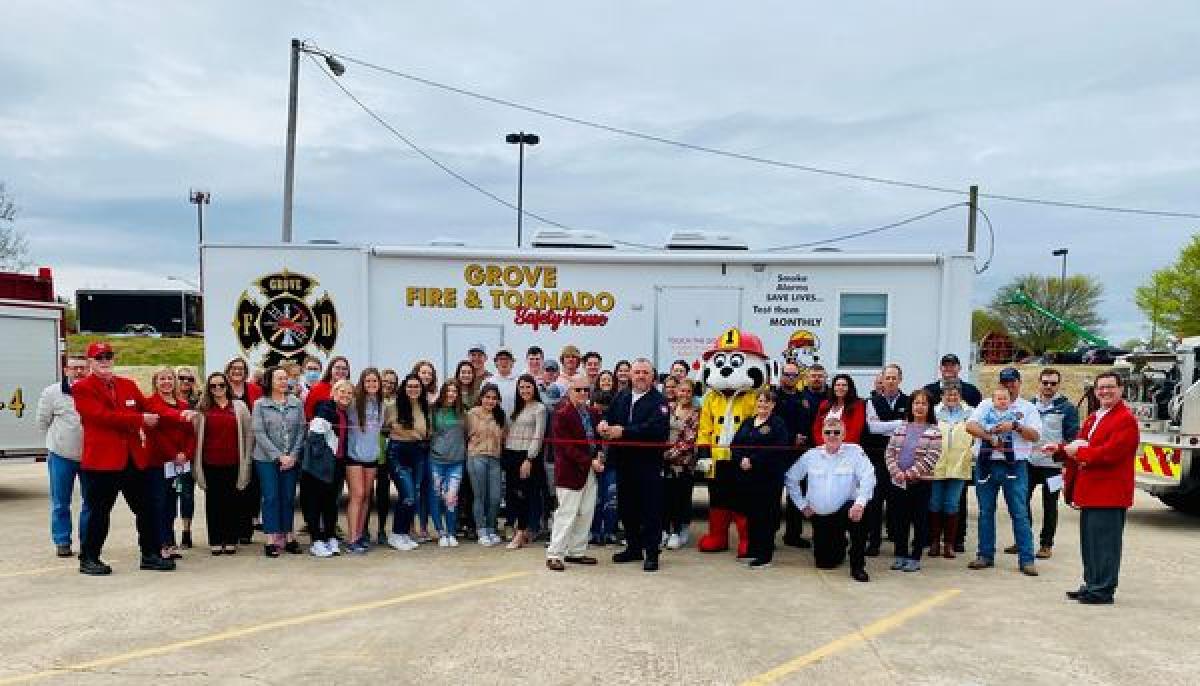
left=125, top=399, right=136, bottom=407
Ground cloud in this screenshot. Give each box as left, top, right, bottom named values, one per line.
left=4, top=0, right=1199, bottom=347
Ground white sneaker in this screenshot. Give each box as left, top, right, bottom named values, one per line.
left=387, top=533, right=407, bottom=551
left=678, top=530, right=690, bottom=547
left=402, top=534, right=419, bottom=548
left=439, top=536, right=450, bottom=548
left=446, top=536, right=459, bottom=547
left=666, top=533, right=682, bottom=550
left=309, top=540, right=332, bottom=558
left=326, top=538, right=340, bottom=556
left=661, top=532, right=670, bottom=547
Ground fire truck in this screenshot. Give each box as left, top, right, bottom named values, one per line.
left=1120, top=337, right=1200, bottom=513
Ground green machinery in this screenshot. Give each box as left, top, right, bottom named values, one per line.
left=1004, top=290, right=1111, bottom=348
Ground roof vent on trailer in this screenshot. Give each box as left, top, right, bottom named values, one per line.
left=428, top=238, right=467, bottom=247
left=306, top=239, right=340, bottom=245
left=665, top=230, right=748, bottom=251
left=531, top=229, right=615, bottom=249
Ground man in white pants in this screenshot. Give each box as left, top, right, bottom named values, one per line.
left=545, top=380, right=603, bottom=571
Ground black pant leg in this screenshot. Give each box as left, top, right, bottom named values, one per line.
left=615, top=463, right=643, bottom=554
left=956, top=484, right=970, bottom=547
left=641, top=462, right=664, bottom=559
left=909, top=482, right=931, bottom=560
left=865, top=454, right=887, bottom=548
left=847, top=508, right=868, bottom=572
left=889, top=483, right=912, bottom=558
left=301, top=472, right=322, bottom=541
left=372, top=465, right=391, bottom=535
left=81, top=469, right=120, bottom=561
left=119, top=464, right=157, bottom=557
left=811, top=513, right=839, bottom=568
left=750, top=483, right=781, bottom=562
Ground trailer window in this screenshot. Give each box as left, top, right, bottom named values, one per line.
left=837, top=293, right=887, bottom=368
left=839, top=294, right=887, bottom=327
left=838, top=334, right=886, bottom=368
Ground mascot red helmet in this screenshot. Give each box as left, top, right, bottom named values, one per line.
left=702, top=327, right=766, bottom=360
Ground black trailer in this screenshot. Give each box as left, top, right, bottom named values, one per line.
left=76, top=289, right=204, bottom=336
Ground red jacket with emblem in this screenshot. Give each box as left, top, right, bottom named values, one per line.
left=72, top=373, right=153, bottom=471
left=1060, top=400, right=1139, bottom=509
left=143, top=395, right=196, bottom=467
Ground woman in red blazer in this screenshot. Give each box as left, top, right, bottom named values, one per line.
left=812, top=374, right=867, bottom=446
left=1050, top=371, right=1140, bottom=605
left=144, top=367, right=197, bottom=560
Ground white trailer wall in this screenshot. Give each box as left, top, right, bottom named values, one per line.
left=204, top=244, right=974, bottom=389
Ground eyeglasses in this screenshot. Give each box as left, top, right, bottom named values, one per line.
left=1095, top=384, right=1120, bottom=391
left=823, top=430, right=842, bottom=436
left=209, top=382, right=227, bottom=389
left=94, top=353, right=115, bottom=361
left=1041, top=380, right=1059, bottom=386
left=178, top=376, right=195, bottom=382
left=571, top=387, right=591, bottom=394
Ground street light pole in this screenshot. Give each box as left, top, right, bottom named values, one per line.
left=189, top=189, right=210, bottom=293
left=505, top=132, right=540, bottom=247
left=281, top=39, right=346, bottom=243
left=1052, top=247, right=1069, bottom=312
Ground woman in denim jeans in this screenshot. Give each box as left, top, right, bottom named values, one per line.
left=384, top=373, right=429, bottom=552
left=429, top=381, right=467, bottom=546
left=589, top=390, right=620, bottom=546
left=345, top=368, right=384, bottom=554
left=251, top=367, right=306, bottom=558
left=411, top=360, right=441, bottom=542
left=465, top=385, right=506, bottom=546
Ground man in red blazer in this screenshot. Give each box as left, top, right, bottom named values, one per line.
left=544, top=379, right=605, bottom=571
left=72, top=342, right=175, bottom=575
left=1046, top=371, right=1139, bottom=605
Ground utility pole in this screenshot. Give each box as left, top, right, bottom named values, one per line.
left=281, top=39, right=301, bottom=243
left=966, top=184, right=978, bottom=253
left=189, top=189, right=210, bottom=292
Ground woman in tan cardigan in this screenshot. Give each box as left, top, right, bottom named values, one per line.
left=191, top=372, right=255, bottom=555
left=466, top=384, right=506, bottom=546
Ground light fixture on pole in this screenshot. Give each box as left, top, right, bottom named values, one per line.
left=282, top=39, right=347, bottom=243
left=189, top=189, right=210, bottom=292
left=505, top=131, right=540, bottom=248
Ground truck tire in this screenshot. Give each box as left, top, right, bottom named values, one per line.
left=1158, top=492, right=1200, bottom=516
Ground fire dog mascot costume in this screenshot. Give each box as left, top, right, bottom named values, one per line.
left=696, top=327, right=772, bottom=555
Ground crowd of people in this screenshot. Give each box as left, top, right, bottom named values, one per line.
left=36, top=341, right=1140, bottom=604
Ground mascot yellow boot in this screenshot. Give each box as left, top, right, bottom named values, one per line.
left=696, top=327, right=772, bottom=556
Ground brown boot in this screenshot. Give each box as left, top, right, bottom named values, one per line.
left=926, top=513, right=943, bottom=557
left=942, top=515, right=959, bottom=559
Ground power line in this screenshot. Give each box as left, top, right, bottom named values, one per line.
left=766, top=203, right=969, bottom=251
left=974, top=205, right=996, bottom=274
left=323, top=48, right=1200, bottom=221
left=312, top=56, right=994, bottom=257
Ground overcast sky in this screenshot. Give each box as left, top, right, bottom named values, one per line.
left=4, top=1, right=1198, bottom=344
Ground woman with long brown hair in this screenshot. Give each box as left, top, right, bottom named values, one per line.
left=345, top=368, right=385, bottom=554
left=192, top=372, right=254, bottom=555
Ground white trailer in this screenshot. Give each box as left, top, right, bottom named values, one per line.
left=202, top=239, right=974, bottom=389
left=0, top=299, right=64, bottom=457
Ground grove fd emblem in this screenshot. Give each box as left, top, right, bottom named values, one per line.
left=233, top=269, right=338, bottom=367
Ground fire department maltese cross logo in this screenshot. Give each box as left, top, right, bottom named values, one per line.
left=233, top=269, right=338, bottom=367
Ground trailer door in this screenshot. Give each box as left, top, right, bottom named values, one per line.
left=0, top=304, right=62, bottom=456
left=654, top=287, right=743, bottom=372
left=442, top=324, right=504, bottom=377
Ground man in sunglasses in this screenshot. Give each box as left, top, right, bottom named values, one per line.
left=1019, top=367, right=1079, bottom=560
left=785, top=417, right=876, bottom=582
left=774, top=361, right=813, bottom=549
left=71, top=342, right=177, bottom=575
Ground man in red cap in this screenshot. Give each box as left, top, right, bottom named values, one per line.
left=72, top=342, right=176, bottom=575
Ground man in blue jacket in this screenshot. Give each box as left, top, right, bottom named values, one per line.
left=599, top=359, right=670, bottom=572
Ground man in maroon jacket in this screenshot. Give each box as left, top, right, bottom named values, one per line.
left=1047, top=371, right=1140, bottom=605
left=544, top=379, right=604, bottom=571
left=72, top=342, right=175, bottom=575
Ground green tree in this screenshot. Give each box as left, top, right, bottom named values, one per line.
left=972, top=308, right=1007, bottom=341
left=988, top=274, right=1106, bottom=354
left=1136, top=235, right=1200, bottom=341
left=0, top=182, right=30, bottom=271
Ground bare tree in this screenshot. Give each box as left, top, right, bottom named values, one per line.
left=0, top=183, right=30, bottom=271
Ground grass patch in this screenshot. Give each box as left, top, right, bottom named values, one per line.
left=67, top=334, right=205, bottom=369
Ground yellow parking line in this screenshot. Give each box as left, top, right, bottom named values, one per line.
left=0, top=570, right=529, bottom=685
left=739, top=588, right=962, bottom=685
